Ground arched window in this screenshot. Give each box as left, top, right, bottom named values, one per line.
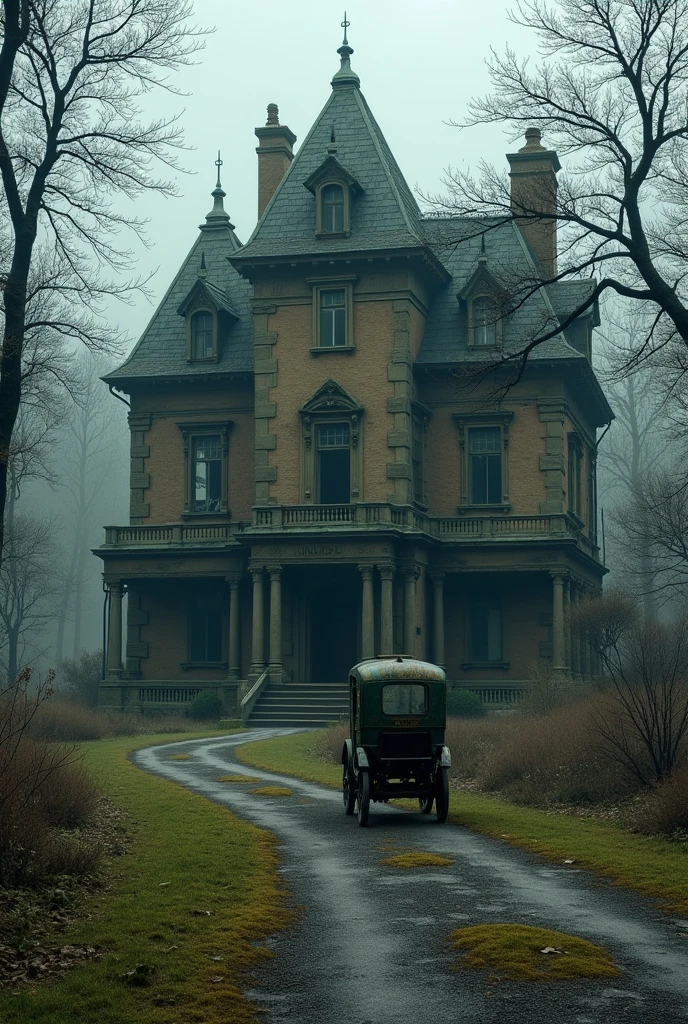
left=191, top=311, right=214, bottom=359
left=472, top=296, right=498, bottom=347
left=321, top=184, right=345, bottom=234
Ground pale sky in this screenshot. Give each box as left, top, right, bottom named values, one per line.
left=115, top=0, right=535, bottom=349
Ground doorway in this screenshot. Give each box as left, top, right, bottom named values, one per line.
left=308, top=567, right=359, bottom=683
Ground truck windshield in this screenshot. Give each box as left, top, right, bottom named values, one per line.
left=382, top=684, right=428, bottom=716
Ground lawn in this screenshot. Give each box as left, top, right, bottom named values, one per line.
left=236, top=730, right=688, bottom=915
left=0, top=731, right=290, bottom=1024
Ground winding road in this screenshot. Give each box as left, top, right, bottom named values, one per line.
left=135, top=730, right=688, bottom=1024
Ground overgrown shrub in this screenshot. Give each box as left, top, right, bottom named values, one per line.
left=635, top=764, right=688, bottom=838
left=59, top=650, right=103, bottom=707
left=28, top=699, right=200, bottom=742
left=188, top=691, right=223, bottom=721
left=447, top=687, right=486, bottom=718
left=519, top=664, right=583, bottom=716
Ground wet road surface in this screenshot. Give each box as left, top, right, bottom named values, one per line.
left=134, top=730, right=688, bottom=1024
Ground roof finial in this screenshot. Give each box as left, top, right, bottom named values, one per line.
left=201, top=150, right=235, bottom=231
left=479, top=233, right=488, bottom=262
left=199, top=250, right=207, bottom=276
left=332, top=11, right=360, bottom=88
left=215, top=150, right=223, bottom=189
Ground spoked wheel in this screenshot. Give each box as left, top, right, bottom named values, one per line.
left=357, top=770, right=370, bottom=827
left=418, top=794, right=434, bottom=815
left=342, top=759, right=356, bottom=816
left=435, top=766, right=449, bottom=824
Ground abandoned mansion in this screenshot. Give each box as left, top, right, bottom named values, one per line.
left=97, top=32, right=612, bottom=720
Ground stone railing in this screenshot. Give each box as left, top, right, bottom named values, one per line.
left=463, top=683, right=526, bottom=706
left=103, top=523, right=238, bottom=547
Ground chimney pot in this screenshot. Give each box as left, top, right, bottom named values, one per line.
left=266, top=103, right=279, bottom=126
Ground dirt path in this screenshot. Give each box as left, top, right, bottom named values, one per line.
left=134, top=731, right=688, bottom=1024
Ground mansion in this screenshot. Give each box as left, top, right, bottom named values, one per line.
left=97, top=32, right=612, bottom=718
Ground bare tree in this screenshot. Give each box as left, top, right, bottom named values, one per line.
left=0, top=512, right=62, bottom=682
left=623, top=468, right=688, bottom=601
left=434, top=0, right=688, bottom=370
left=574, top=590, right=688, bottom=783
left=0, top=0, right=206, bottom=569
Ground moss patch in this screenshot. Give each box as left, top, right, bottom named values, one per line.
left=252, top=786, right=292, bottom=798
left=449, top=924, right=620, bottom=981
left=216, top=775, right=259, bottom=784
left=381, top=853, right=453, bottom=869
left=167, top=753, right=192, bottom=761
left=0, top=732, right=291, bottom=1024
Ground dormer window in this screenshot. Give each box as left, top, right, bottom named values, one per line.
left=321, top=184, right=345, bottom=233
left=191, top=310, right=215, bottom=360
left=471, top=296, right=499, bottom=347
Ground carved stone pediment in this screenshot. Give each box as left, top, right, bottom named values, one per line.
left=299, top=379, right=364, bottom=416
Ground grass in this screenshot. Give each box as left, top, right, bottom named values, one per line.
left=166, top=752, right=193, bottom=760
left=448, top=924, right=620, bottom=981
left=381, top=852, right=453, bottom=868
left=252, top=786, right=293, bottom=798
left=237, top=729, right=688, bottom=915
left=0, top=731, right=290, bottom=1024
left=216, top=775, right=259, bottom=784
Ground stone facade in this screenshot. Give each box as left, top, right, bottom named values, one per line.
left=96, top=36, right=612, bottom=714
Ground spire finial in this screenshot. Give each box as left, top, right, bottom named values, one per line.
left=341, top=12, right=350, bottom=45
left=332, top=11, right=359, bottom=88
left=215, top=150, right=223, bottom=189
left=201, top=150, right=235, bottom=231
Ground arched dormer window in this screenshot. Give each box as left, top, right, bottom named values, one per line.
left=321, top=183, right=345, bottom=234
left=191, top=310, right=215, bottom=360
left=471, top=296, right=499, bottom=348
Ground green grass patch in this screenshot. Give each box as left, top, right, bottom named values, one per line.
left=448, top=924, right=620, bottom=981
left=252, top=786, right=292, bottom=798
left=166, top=752, right=193, bottom=760
left=239, top=730, right=688, bottom=914
left=0, top=731, right=290, bottom=1024
left=216, top=775, right=259, bottom=784
left=381, top=852, right=453, bottom=869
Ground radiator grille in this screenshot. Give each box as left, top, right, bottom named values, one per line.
left=378, top=731, right=432, bottom=759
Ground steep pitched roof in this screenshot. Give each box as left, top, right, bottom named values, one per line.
left=232, top=47, right=426, bottom=262
left=105, top=186, right=253, bottom=385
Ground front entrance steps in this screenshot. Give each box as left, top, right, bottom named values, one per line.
left=247, top=683, right=349, bottom=728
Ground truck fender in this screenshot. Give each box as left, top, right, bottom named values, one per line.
left=342, top=739, right=354, bottom=766
left=440, top=745, right=452, bottom=767
left=355, top=747, right=369, bottom=769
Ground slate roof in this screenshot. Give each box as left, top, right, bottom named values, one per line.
left=417, top=216, right=595, bottom=365
left=231, top=53, right=427, bottom=262
left=105, top=194, right=253, bottom=385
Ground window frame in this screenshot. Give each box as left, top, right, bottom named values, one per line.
left=315, top=420, right=352, bottom=504
left=453, top=411, right=514, bottom=512
left=184, top=590, right=227, bottom=670
left=462, top=603, right=509, bottom=670
left=315, top=179, right=351, bottom=237
left=310, top=278, right=356, bottom=353
left=567, top=431, right=584, bottom=521
left=467, top=293, right=503, bottom=349
left=176, top=420, right=233, bottom=518
left=186, top=306, right=218, bottom=362
left=299, top=381, right=364, bottom=505
left=411, top=402, right=431, bottom=508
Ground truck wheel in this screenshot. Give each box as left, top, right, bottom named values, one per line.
left=342, top=758, right=356, bottom=816
left=435, top=767, right=449, bottom=823
left=357, top=771, right=370, bottom=827
left=419, top=795, right=434, bottom=814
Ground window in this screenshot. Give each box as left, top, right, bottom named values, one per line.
left=192, top=434, right=222, bottom=512
left=472, top=297, right=498, bottom=347
left=469, top=427, right=502, bottom=504
left=321, top=184, right=345, bottom=234
left=317, top=422, right=351, bottom=504
left=382, top=684, right=428, bottom=716
left=177, top=421, right=232, bottom=517
left=189, top=592, right=223, bottom=663
left=470, top=606, right=502, bottom=662
left=568, top=433, right=583, bottom=518
left=319, top=289, right=346, bottom=347
left=412, top=413, right=425, bottom=504
left=191, top=310, right=214, bottom=360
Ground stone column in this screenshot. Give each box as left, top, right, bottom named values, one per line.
left=570, top=580, right=581, bottom=678
left=563, top=575, right=571, bottom=673
left=378, top=563, right=395, bottom=655
left=106, top=580, right=124, bottom=678
left=402, top=567, right=420, bottom=657
left=551, top=571, right=566, bottom=671
left=227, top=576, right=241, bottom=681
left=358, top=565, right=375, bottom=659
left=249, top=566, right=265, bottom=678
left=268, top=566, right=283, bottom=683
left=429, top=572, right=445, bottom=668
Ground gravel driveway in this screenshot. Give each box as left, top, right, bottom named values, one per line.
left=134, top=730, right=688, bottom=1024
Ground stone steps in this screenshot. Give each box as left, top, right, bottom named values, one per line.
left=248, top=683, right=349, bottom=728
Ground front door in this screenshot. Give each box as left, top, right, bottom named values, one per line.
left=310, top=573, right=359, bottom=683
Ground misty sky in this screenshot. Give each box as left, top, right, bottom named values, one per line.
left=115, top=0, right=535, bottom=351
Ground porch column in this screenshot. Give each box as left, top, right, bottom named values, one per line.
left=429, top=572, right=445, bottom=668
left=403, top=567, right=419, bottom=657
left=551, top=571, right=566, bottom=671
left=570, top=581, right=581, bottom=678
left=563, top=575, right=571, bottom=673
left=378, top=563, right=395, bottom=655
left=249, top=566, right=265, bottom=678
left=358, top=565, right=375, bottom=659
left=106, top=580, right=124, bottom=678
left=580, top=584, right=591, bottom=679
left=268, top=566, right=283, bottom=683
left=227, top=576, right=241, bottom=681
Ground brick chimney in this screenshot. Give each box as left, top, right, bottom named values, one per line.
left=506, top=127, right=561, bottom=279
left=254, top=103, right=296, bottom=219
